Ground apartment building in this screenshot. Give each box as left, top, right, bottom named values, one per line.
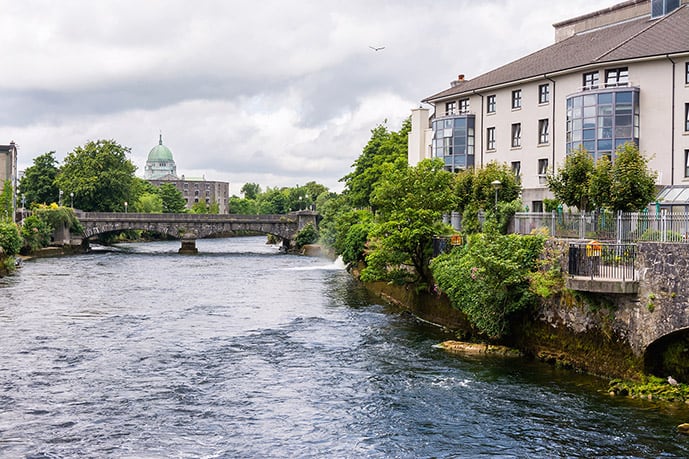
left=408, top=0, right=689, bottom=211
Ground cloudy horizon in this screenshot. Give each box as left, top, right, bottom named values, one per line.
left=3, top=0, right=614, bottom=195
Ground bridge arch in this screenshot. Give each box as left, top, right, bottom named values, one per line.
left=643, top=327, right=689, bottom=380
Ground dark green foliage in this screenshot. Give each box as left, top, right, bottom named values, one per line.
left=157, top=183, right=187, bottom=213
left=0, top=222, right=22, bottom=256
left=547, top=147, right=594, bottom=212
left=609, top=143, right=657, bottom=212
left=0, top=181, right=12, bottom=222
left=431, top=231, right=545, bottom=339
left=20, top=215, right=52, bottom=253
left=340, top=221, right=372, bottom=266
left=55, top=139, right=137, bottom=212
left=34, top=206, right=83, bottom=234
left=19, top=151, right=60, bottom=206
left=241, top=182, right=261, bottom=200
left=340, top=119, right=410, bottom=210
left=295, top=223, right=319, bottom=248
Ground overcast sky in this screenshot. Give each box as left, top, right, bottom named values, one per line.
left=2, top=0, right=614, bottom=194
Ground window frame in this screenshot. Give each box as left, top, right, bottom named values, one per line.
left=486, top=127, right=496, bottom=150
left=685, top=62, right=689, bottom=85
left=511, top=90, right=522, bottom=109
left=445, top=101, right=456, bottom=116
left=685, top=103, right=689, bottom=131
left=511, top=123, right=521, bottom=148
left=458, top=98, right=470, bottom=113
left=538, top=119, right=549, bottom=144
left=605, top=67, right=629, bottom=88
left=538, top=84, right=550, bottom=104
left=538, top=158, right=549, bottom=184
left=685, top=150, right=689, bottom=178
left=511, top=161, right=521, bottom=181
left=487, top=95, right=496, bottom=114
left=583, top=72, right=599, bottom=90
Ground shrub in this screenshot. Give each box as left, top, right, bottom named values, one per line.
left=431, top=230, right=545, bottom=339
left=0, top=222, right=22, bottom=256
left=21, top=215, right=53, bottom=253
left=295, top=223, right=318, bottom=249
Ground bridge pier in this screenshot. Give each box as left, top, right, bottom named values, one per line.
left=179, top=236, right=198, bottom=254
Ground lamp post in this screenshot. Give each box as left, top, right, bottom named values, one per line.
left=124, top=201, right=128, bottom=213
left=491, top=180, right=502, bottom=213
left=59, top=189, right=63, bottom=207
left=70, top=192, right=74, bottom=208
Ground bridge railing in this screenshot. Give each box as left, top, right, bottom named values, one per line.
left=567, top=242, right=637, bottom=281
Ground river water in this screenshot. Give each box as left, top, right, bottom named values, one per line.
left=1, top=236, right=689, bottom=458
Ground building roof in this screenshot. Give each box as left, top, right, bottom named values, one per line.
left=147, top=134, right=174, bottom=162
left=424, top=3, right=689, bottom=103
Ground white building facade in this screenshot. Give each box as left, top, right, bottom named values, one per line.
left=409, top=0, right=689, bottom=212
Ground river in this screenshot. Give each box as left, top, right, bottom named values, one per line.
left=1, top=236, right=689, bottom=458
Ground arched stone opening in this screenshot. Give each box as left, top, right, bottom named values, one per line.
left=643, top=328, right=689, bottom=383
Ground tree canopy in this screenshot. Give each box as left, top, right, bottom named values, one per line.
left=55, top=139, right=137, bottom=212
left=19, top=151, right=60, bottom=207
left=158, top=182, right=187, bottom=213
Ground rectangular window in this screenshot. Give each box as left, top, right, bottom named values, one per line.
left=538, top=119, right=549, bottom=144
left=538, top=84, right=550, bottom=104
left=538, top=158, right=548, bottom=184
left=685, top=150, right=689, bottom=178
left=605, top=67, right=629, bottom=87
left=487, top=95, right=496, bottom=113
left=445, top=101, right=456, bottom=116
left=532, top=201, right=543, bottom=213
left=511, top=123, right=521, bottom=147
left=583, top=72, right=599, bottom=90
left=458, top=98, right=469, bottom=113
left=511, top=161, right=521, bottom=181
left=686, top=62, right=689, bottom=85
left=686, top=103, right=689, bottom=131
left=511, top=90, right=522, bottom=109
left=486, top=127, right=496, bottom=150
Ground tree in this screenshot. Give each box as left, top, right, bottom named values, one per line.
left=363, top=158, right=457, bottom=284
left=55, top=140, right=137, bottom=212
left=229, top=195, right=259, bottom=214
left=0, top=180, right=13, bottom=222
left=19, top=151, right=60, bottom=207
left=157, top=183, right=187, bottom=213
left=340, top=119, right=410, bottom=210
left=589, top=155, right=612, bottom=211
left=608, top=143, right=657, bottom=212
left=241, top=182, right=261, bottom=200
left=547, top=147, right=594, bottom=211
left=135, top=192, right=163, bottom=213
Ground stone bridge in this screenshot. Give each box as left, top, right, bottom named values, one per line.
left=73, top=210, right=319, bottom=253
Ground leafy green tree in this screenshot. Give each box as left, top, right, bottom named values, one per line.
left=157, top=183, right=187, bottom=213
left=431, top=230, right=545, bottom=339
left=19, top=151, right=60, bottom=207
left=55, top=140, right=137, bottom=212
left=0, top=180, right=13, bottom=222
left=294, top=223, right=319, bottom=248
left=135, top=192, right=163, bottom=213
left=191, top=201, right=209, bottom=214
left=362, top=158, right=457, bottom=284
left=455, top=162, right=521, bottom=233
left=547, top=147, right=594, bottom=211
left=241, top=182, right=261, bottom=200
left=608, top=143, right=657, bottom=212
left=229, top=195, right=259, bottom=214
left=257, top=187, right=290, bottom=214
left=340, top=119, right=410, bottom=210
left=589, top=155, right=612, bottom=210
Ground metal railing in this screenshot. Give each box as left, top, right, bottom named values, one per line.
left=567, top=242, right=637, bottom=281
left=512, top=210, right=689, bottom=243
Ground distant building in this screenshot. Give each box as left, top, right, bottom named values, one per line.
left=144, top=135, right=230, bottom=213
left=409, top=0, right=689, bottom=212
left=0, top=141, right=18, bottom=220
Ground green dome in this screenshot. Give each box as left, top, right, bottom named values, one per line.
left=147, top=134, right=174, bottom=162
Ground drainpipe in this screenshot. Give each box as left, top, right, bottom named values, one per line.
left=545, top=74, right=557, bottom=179
left=473, top=90, right=484, bottom=168
left=666, top=54, right=676, bottom=185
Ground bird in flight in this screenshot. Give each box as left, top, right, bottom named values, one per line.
left=369, top=46, right=385, bottom=51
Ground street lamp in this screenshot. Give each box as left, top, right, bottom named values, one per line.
left=491, top=180, right=502, bottom=212
left=59, top=189, right=63, bottom=207
left=70, top=192, right=74, bottom=208
left=124, top=201, right=128, bottom=213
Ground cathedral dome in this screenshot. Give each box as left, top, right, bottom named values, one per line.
left=147, top=134, right=174, bottom=162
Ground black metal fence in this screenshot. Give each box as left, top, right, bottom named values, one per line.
left=567, top=242, right=637, bottom=281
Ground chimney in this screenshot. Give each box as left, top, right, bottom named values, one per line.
left=450, top=74, right=467, bottom=87
left=458, top=74, right=465, bottom=81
